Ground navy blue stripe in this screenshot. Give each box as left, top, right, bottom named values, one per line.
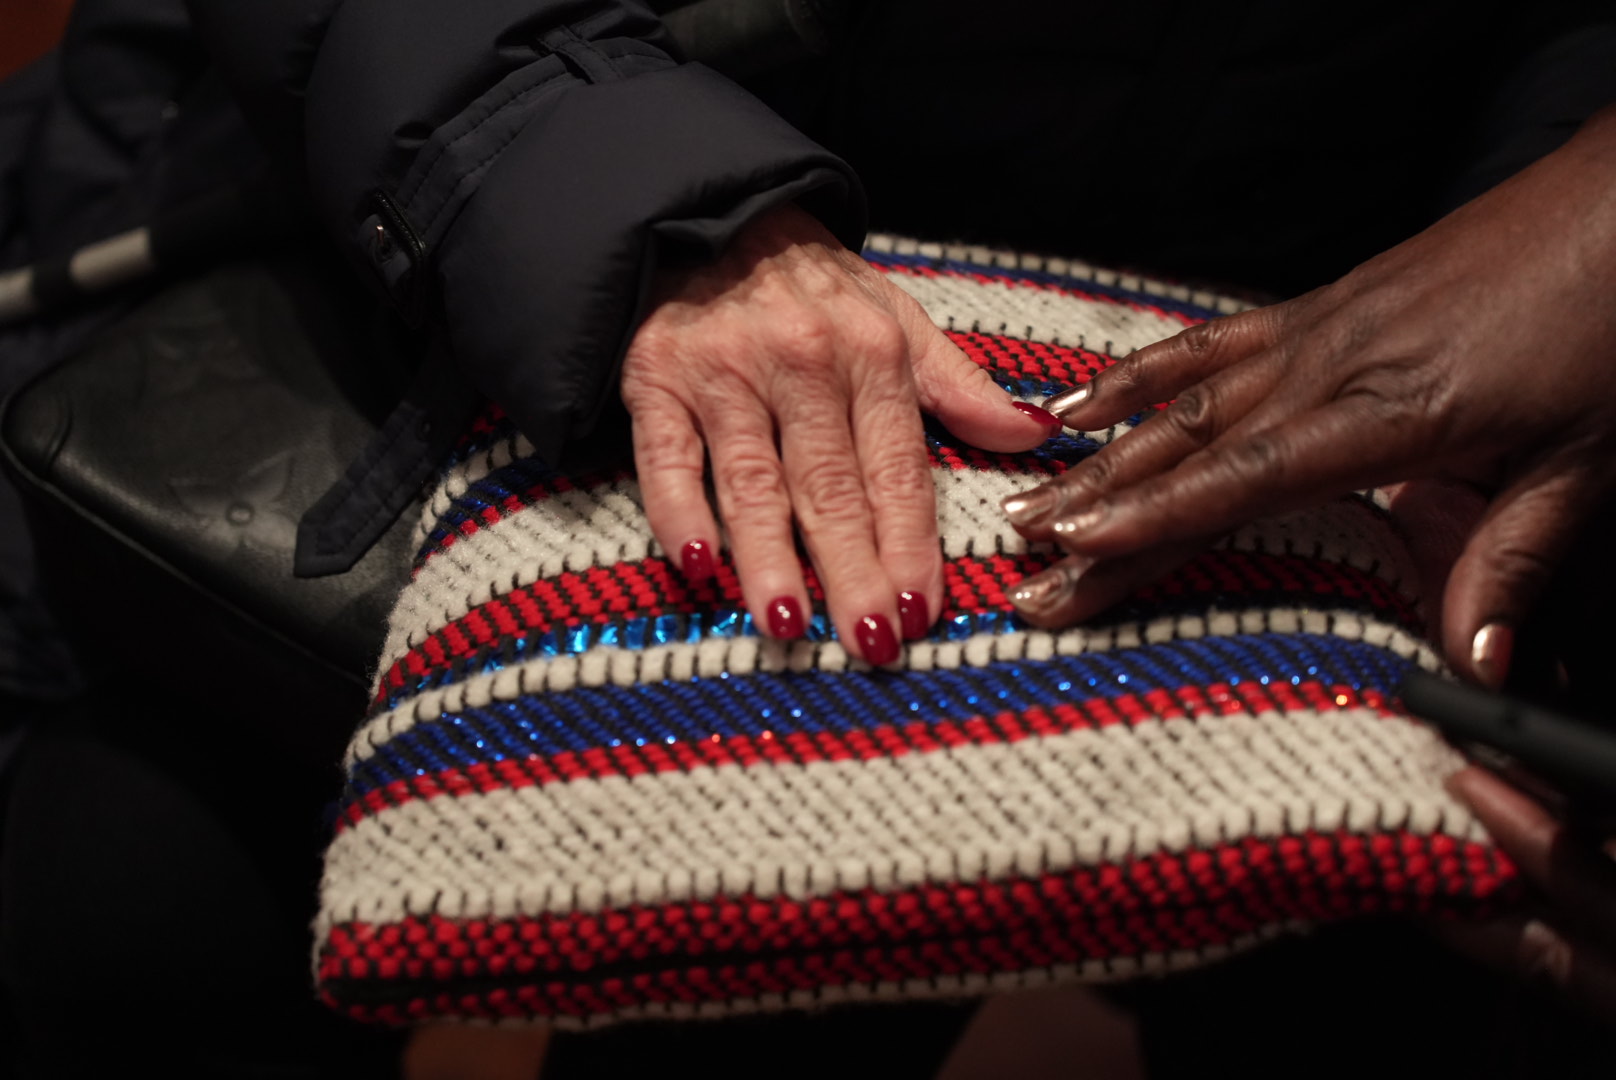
left=442, top=417, right=519, bottom=469
left=415, top=456, right=561, bottom=565
left=347, top=633, right=1412, bottom=798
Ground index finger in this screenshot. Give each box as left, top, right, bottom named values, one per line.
left=1044, top=304, right=1289, bottom=431
left=1040, top=393, right=1425, bottom=561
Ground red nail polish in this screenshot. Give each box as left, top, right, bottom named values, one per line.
left=1012, top=400, right=1062, bottom=432
left=766, top=596, right=805, bottom=640
left=680, top=539, right=715, bottom=583
left=856, top=613, right=900, bottom=665
left=897, top=591, right=930, bottom=641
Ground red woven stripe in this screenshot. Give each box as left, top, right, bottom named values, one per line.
left=375, top=548, right=1418, bottom=707
left=343, top=682, right=1396, bottom=830
left=318, top=829, right=1513, bottom=1024
left=450, top=402, right=508, bottom=458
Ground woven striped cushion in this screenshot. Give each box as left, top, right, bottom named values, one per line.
left=314, top=237, right=1514, bottom=1028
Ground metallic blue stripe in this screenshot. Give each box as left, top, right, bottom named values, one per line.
left=376, top=609, right=1041, bottom=712
left=376, top=574, right=1414, bottom=716
left=347, top=633, right=1411, bottom=797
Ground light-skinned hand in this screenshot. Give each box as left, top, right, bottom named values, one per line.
left=621, top=203, right=1059, bottom=662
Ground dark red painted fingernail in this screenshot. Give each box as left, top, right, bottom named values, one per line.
left=765, top=596, right=805, bottom=640
left=680, top=539, right=715, bottom=583
left=1012, top=400, right=1062, bottom=432
left=897, top=591, right=930, bottom=641
left=856, top=613, right=900, bottom=665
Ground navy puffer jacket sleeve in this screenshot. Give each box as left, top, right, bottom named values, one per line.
left=185, top=0, right=866, bottom=464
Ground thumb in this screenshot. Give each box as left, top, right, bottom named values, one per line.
left=898, top=303, right=1059, bottom=452
left=1442, top=459, right=1596, bottom=688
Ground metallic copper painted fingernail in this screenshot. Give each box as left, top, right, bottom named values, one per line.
left=1008, top=555, right=1095, bottom=615
left=765, top=595, right=805, bottom=640
left=1051, top=503, right=1109, bottom=538
left=856, top=613, right=900, bottom=665
left=1471, top=622, right=1514, bottom=690
left=1519, top=918, right=1575, bottom=990
left=1041, top=382, right=1094, bottom=427
left=1001, top=485, right=1059, bottom=526
left=1011, top=400, right=1062, bottom=433
left=680, top=539, right=715, bottom=583
left=1008, top=566, right=1075, bottom=612
left=897, top=591, right=930, bottom=641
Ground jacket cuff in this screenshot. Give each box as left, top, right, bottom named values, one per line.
left=429, top=61, right=864, bottom=464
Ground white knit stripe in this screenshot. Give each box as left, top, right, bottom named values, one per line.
left=376, top=459, right=1417, bottom=683
left=318, top=703, right=1475, bottom=932
left=349, top=597, right=1440, bottom=768
left=526, top=926, right=1293, bottom=1028
left=879, top=261, right=1189, bottom=357
left=865, top=235, right=1260, bottom=317
left=413, top=431, right=538, bottom=546
left=408, top=397, right=1122, bottom=554
left=380, top=474, right=656, bottom=676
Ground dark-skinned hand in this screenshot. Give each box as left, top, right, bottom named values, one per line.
left=1435, top=766, right=1616, bottom=1022
left=1001, top=104, right=1616, bottom=688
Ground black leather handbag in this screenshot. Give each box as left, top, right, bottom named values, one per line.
left=1, top=251, right=416, bottom=767
left=0, top=0, right=858, bottom=767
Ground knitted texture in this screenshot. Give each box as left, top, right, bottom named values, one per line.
left=315, top=237, right=1515, bottom=1028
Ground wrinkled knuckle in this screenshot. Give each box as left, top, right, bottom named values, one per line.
left=1178, top=321, right=1220, bottom=359
left=1221, top=434, right=1286, bottom=484
left=862, top=444, right=929, bottom=503
left=633, top=415, right=695, bottom=460
left=1074, top=447, right=1120, bottom=492
left=793, top=458, right=868, bottom=523
left=1348, top=384, right=1420, bottom=430
left=1309, top=308, right=1383, bottom=372
left=853, top=311, right=908, bottom=365
left=722, top=453, right=786, bottom=514
left=1103, top=357, right=1148, bottom=397
left=1338, top=363, right=1441, bottom=431
left=775, top=314, right=838, bottom=369
left=1162, top=385, right=1223, bottom=445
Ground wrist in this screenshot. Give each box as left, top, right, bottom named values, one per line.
left=730, top=201, right=845, bottom=258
